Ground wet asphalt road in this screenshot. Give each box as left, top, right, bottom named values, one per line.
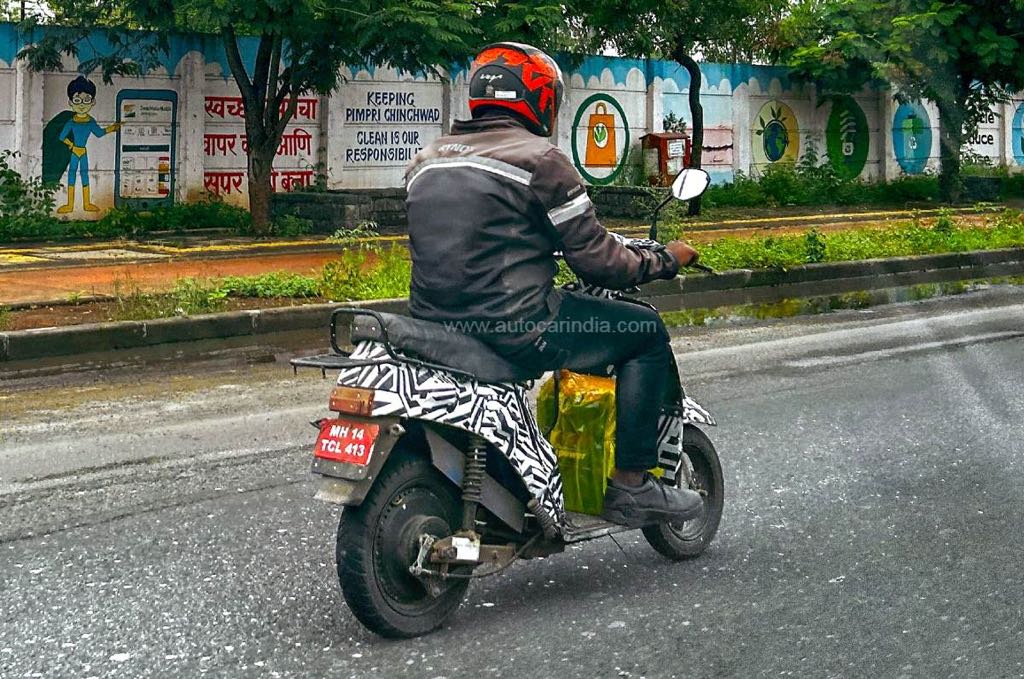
left=2, top=289, right=1024, bottom=678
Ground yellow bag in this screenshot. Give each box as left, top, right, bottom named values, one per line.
left=584, top=103, right=618, bottom=168
left=537, top=370, right=661, bottom=515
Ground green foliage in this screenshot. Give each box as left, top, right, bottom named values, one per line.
left=109, top=276, right=229, bottom=321
left=611, top=145, right=648, bottom=187
left=328, top=221, right=382, bottom=245
left=216, top=271, right=319, bottom=298
left=0, top=150, right=61, bottom=240
left=804, top=229, right=826, bottom=263
left=0, top=194, right=254, bottom=243
left=87, top=198, right=251, bottom=240
left=780, top=0, right=1024, bottom=202
left=700, top=157, right=942, bottom=211
left=0, top=305, right=10, bottom=331
left=703, top=171, right=766, bottom=208
left=319, top=246, right=411, bottom=302
left=932, top=208, right=956, bottom=235
left=662, top=112, right=687, bottom=135
left=267, top=214, right=312, bottom=238
left=695, top=211, right=1024, bottom=271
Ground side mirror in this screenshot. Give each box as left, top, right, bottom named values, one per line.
left=671, top=168, right=711, bottom=201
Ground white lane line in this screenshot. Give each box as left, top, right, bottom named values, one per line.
left=0, top=444, right=305, bottom=498
left=783, top=331, right=1024, bottom=369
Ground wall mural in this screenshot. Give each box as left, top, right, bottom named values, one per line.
left=42, top=76, right=121, bottom=213
left=1012, top=102, right=1024, bottom=167
left=826, top=96, right=870, bottom=179
left=10, top=24, right=1024, bottom=217
left=752, top=100, right=799, bottom=166
left=892, top=102, right=932, bottom=175
left=571, top=93, right=629, bottom=185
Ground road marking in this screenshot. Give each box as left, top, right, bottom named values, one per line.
left=0, top=443, right=303, bottom=498
left=784, top=331, right=1024, bottom=369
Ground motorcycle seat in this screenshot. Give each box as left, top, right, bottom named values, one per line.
left=350, top=312, right=542, bottom=384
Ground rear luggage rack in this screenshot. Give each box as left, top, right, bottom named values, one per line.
left=290, top=307, right=476, bottom=380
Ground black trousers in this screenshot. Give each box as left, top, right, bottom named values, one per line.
left=487, top=292, right=675, bottom=471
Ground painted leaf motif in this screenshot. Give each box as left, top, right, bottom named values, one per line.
left=594, top=124, right=608, bottom=144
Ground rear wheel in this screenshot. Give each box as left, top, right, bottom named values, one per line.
left=643, top=425, right=724, bottom=560
left=336, top=449, right=469, bottom=638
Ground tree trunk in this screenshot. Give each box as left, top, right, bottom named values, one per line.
left=247, top=147, right=275, bottom=233
left=221, top=29, right=297, bottom=235
left=673, top=46, right=704, bottom=217
left=936, top=83, right=968, bottom=204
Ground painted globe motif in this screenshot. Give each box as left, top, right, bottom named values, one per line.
left=762, top=119, right=789, bottom=162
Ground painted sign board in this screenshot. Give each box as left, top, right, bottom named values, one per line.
left=115, top=89, right=177, bottom=208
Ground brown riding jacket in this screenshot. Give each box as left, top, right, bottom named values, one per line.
left=405, top=115, right=679, bottom=327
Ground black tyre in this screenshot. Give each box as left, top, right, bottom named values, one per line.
left=643, top=425, right=724, bottom=560
left=336, top=449, right=469, bottom=638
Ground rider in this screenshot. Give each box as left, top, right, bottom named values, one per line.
left=405, top=43, right=704, bottom=528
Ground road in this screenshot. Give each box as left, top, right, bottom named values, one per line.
left=2, top=289, right=1024, bottom=678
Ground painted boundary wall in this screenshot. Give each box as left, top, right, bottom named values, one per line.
left=3, top=22, right=1024, bottom=221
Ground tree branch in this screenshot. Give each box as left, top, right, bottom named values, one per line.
left=265, top=34, right=283, bottom=133
left=221, top=25, right=255, bottom=105
left=252, top=32, right=274, bottom=113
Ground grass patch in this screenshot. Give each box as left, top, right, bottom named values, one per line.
left=319, top=247, right=411, bottom=302
left=662, top=209, right=1024, bottom=271
left=90, top=211, right=1024, bottom=323
left=103, top=226, right=413, bottom=320
left=216, top=271, right=320, bottom=298
left=0, top=305, right=10, bottom=330
left=109, top=277, right=230, bottom=321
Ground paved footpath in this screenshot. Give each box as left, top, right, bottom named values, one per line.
left=0, top=207, right=992, bottom=306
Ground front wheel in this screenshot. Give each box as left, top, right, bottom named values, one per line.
left=336, top=449, right=469, bottom=638
left=643, top=425, right=724, bottom=560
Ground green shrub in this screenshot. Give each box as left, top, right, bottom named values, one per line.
left=319, top=245, right=411, bottom=302
left=804, top=229, right=826, bottom=263
left=932, top=208, right=956, bottom=235
left=759, top=163, right=807, bottom=206
left=0, top=305, right=10, bottom=330
left=328, top=221, right=382, bottom=245
left=698, top=210, right=1024, bottom=271
left=159, top=198, right=251, bottom=233
left=0, top=150, right=61, bottom=241
left=270, top=214, right=312, bottom=238
left=703, top=171, right=766, bottom=208
left=1001, top=174, right=1024, bottom=199
left=217, top=271, right=319, bottom=298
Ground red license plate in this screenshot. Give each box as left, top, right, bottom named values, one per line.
left=314, top=419, right=380, bottom=465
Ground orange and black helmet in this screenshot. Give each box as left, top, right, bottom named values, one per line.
left=468, top=42, right=564, bottom=137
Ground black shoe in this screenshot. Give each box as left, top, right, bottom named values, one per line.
left=601, top=473, right=704, bottom=528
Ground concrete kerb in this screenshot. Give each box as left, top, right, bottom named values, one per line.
left=0, top=298, right=407, bottom=363
left=2, top=249, right=1022, bottom=364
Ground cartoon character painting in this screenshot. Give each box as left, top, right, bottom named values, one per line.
left=42, top=76, right=121, bottom=214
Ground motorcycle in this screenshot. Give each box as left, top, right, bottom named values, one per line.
left=292, top=168, right=724, bottom=638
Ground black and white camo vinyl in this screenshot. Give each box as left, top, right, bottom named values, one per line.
left=336, top=341, right=715, bottom=529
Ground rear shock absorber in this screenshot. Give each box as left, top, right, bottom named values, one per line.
left=461, top=437, right=487, bottom=531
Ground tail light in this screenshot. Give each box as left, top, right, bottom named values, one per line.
left=329, top=386, right=375, bottom=416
